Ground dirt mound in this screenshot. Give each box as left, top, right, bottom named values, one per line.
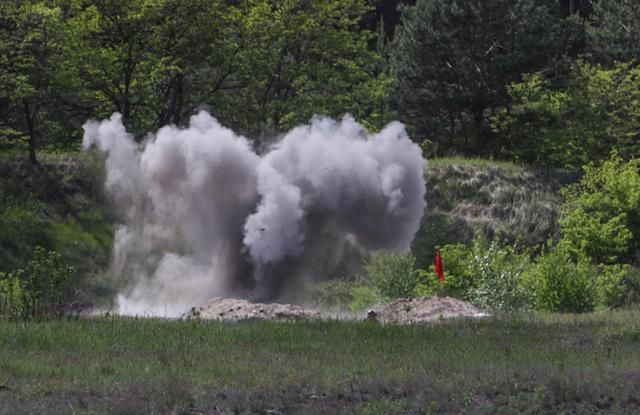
left=183, top=296, right=484, bottom=324
left=367, top=297, right=485, bottom=324
left=183, top=297, right=320, bottom=321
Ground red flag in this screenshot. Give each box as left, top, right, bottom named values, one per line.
left=435, top=250, right=445, bottom=283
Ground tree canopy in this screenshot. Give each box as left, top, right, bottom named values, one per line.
left=1, top=0, right=639, bottom=169
left=388, top=0, right=584, bottom=156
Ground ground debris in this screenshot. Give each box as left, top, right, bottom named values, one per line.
left=183, top=296, right=485, bottom=324
left=368, top=296, right=486, bottom=324
left=182, top=297, right=320, bottom=322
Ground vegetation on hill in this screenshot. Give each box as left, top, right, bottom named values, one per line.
left=0, top=153, right=114, bottom=310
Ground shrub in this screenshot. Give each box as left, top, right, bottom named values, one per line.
left=560, top=153, right=640, bottom=264
left=433, top=243, right=475, bottom=299
left=0, top=271, right=24, bottom=320
left=414, top=238, right=534, bottom=312
left=464, top=237, right=534, bottom=312
left=308, top=277, right=382, bottom=312
left=530, top=242, right=596, bottom=313
left=0, top=247, right=75, bottom=320
left=365, top=253, right=421, bottom=300
left=309, top=279, right=356, bottom=312
left=413, top=268, right=441, bottom=298
left=348, top=284, right=382, bottom=312
left=595, top=264, right=629, bottom=309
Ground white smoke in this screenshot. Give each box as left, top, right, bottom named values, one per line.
left=83, top=111, right=426, bottom=316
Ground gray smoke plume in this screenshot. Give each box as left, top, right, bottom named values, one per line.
left=83, top=111, right=426, bottom=316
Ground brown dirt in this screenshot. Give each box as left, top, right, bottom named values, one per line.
left=367, top=296, right=486, bottom=324
left=182, top=297, right=321, bottom=321
left=183, top=296, right=485, bottom=324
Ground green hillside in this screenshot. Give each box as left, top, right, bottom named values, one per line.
left=0, top=153, right=114, bottom=303
left=414, top=158, right=580, bottom=268
left=1, top=152, right=584, bottom=309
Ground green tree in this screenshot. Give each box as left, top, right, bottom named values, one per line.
left=493, top=62, right=640, bottom=168
left=64, top=0, right=163, bottom=135
left=150, top=0, right=245, bottom=127
left=529, top=240, right=596, bottom=313
left=0, top=1, right=66, bottom=163
left=587, top=0, right=640, bottom=65
left=389, top=0, right=582, bottom=155
left=560, top=153, right=640, bottom=264
left=223, top=0, right=389, bottom=136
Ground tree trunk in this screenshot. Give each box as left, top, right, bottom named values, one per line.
left=569, top=0, right=577, bottom=15
left=23, top=99, right=38, bottom=165
left=123, top=43, right=134, bottom=125
left=171, top=72, right=184, bottom=125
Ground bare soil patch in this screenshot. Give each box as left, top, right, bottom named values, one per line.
left=367, top=296, right=485, bottom=324
left=183, top=297, right=321, bottom=321
left=183, top=296, right=484, bottom=323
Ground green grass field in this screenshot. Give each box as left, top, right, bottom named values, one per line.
left=1, top=311, right=640, bottom=414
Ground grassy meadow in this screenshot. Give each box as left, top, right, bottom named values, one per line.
left=1, top=311, right=640, bottom=414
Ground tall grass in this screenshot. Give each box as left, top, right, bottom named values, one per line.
left=428, top=156, right=525, bottom=172
left=1, top=311, right=639, bottom=413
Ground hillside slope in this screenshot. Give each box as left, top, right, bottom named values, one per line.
left=0, top=152, right=114, bottom=302
left=0, top=153, right=579, bottom=301
left=412, top=158, right=579, bottom=267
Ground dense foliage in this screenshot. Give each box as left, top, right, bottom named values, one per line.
left=1, top=0, right=389, bottom=158
left=560, top=153, right=640, bottom=264
left=3, top=0, right=639, bottom=163
left=389, top=0, right=582, bottom=156
left=0, top=246, right=74, bottom=319
left=493, top=63, right=640, bottom=167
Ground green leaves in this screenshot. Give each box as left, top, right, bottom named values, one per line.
left=228, top=0, right=387, bottom=136
left=365, top=252, right=421, bottom=300
left=0, top=246, right=74, bottom=320
left=22, top=0, right=388, bottom=141
left=529, top=241, right=595, bottom=313
left=389, top=0, right=578, bottom=155
left=560, top=153, right=640, bottom=264
left=494, top=63, right=640, bottom=168
left=464, top=238, right=533, bottom=312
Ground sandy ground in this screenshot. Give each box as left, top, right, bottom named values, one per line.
left=367, top=296, right=485, bottom=324
left=182, top=296, right=485, bottom=323
left=183, top=297, right=321, bottom=321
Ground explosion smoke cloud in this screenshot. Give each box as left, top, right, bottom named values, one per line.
left=83, top=112, right=426, bottom=316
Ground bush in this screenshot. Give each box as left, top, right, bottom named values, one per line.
left=308, top=278, right=382, bottom=312
left=595, top=264, right=629, bottom=309
left=309, top=279, right=356, bottom=312
left=348, top=284, right=382, bottom=312
left=0, top=247, right=75, bottom=320
left=560, top=153, right=640, bottom=265
left=431, top=244, right=475, bottom=299
left=464, top=238, right=533, bottom=312
left=530, top=242, right=596, bottom=313
left=0, top=271, right=24, bottom=320
left=365, top=253, right=421, bottom=300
